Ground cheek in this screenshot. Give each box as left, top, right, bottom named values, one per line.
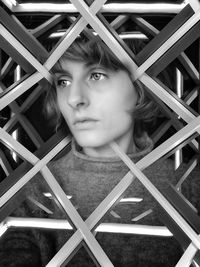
left=56, top=94, right=71, bottom=122
left=111, top=78, right=138, bottom=114
left=57, top=97, right=65, bottom=115
left=110, top=90, right=137, bottom=119
left=56, top=90, right=63, bottom=109
left=101, top=101, right=134, bottom=132
left=124, top=84, right=138, bottom=113
left=57, top=90, right=68, bottom=112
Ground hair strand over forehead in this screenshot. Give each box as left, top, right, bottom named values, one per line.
left=52, top=38, right=129, bottom=74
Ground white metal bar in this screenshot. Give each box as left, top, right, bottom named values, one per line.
left=176, top=68, right=184, bottom=99
left=175, top=68, right=184, bottom=169
left=50, top=30, right=147, bottom=40
left=0, top=24, right=52, bottom=83
left=41, top=166, right=114, bottom=267
left=102, top=2, right=186, bottom=14
left=0, top=127, right=39, bottom=163
left=133, top=16, right=159, bottom=35
left=1, top=0, right=15, bottom=10
left=5, top=217, right=72, bottom=231
left=30, top=15, right=64, bottom=38
left=28, top=197, right=53, bottom=215
left=184, top=87, right=198, bottom=106
left=176, top=158, right=198, bottom=190
left=1, top=15, right=58, bottom=79
left=2, top=115, right=17, bottom=133
left=8, top=2, right=186, bottom=14
left=132, top=209, right=153, bottom=222
left=97, top=223, right=172, bottom=236
left=0, top=149, right=13, bottom=175
left=17, top=114, right=43, bottom=148
left=3, top=217, right=172, bottom=236
left=133, top=16, right=199, bottom=80
left=20, top=85, right=43, bottom=113
left=187, top=0, right=200, bottom=12
left=110, top=15, right=130, bottom=30
left=0, top=221, right=8, bottom=238
left=136, top=9, right=200, bottom=78
left=0, top=72, right=42, bottom=111
left=137, top=116, right=200, bottom=169
left=44, top=0, right=108, bottom=70
left=151, top=120, right=171, bottom=144
left=0, top=135, right=70, bottom=207
left=0, top=81, right=43, bottom=147
left=47, top=171, right=136, bottom=267
left=0, top=82, right=43, bottom=148
left=179, top=52, right=199, bottom=80
left=70, top=0, right=138, bottom=77
left=0, top=57, right=13, bottom=79
left=176, top=238, right=199, bottom=267
left=141, top=74, right=198, bottom=127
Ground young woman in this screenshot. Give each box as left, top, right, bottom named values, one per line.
left=0, top=38, right=199, bottom=267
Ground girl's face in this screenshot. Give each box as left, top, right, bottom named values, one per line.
left=55, top=60, right=138, bottom=157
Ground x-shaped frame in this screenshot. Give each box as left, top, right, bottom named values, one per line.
left=1, top=0, right=200, bottom=266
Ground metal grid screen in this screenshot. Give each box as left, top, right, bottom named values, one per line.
left=0, top=0, right=200, bottom=266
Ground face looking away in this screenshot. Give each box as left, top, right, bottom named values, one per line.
left=55, top=60, right=138, bottom=157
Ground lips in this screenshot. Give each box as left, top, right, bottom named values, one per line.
left=73, top=117, right=97, bottom=124
left=73, top=117, right=98, bottom=129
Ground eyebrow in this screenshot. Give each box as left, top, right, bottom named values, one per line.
left=52, top=62, right=108, bottom=78
left=53, top=69, right=72, bottom=77
left=86, top=63, right=108, bottom=72
left=86, top=62, right=105, bottom=68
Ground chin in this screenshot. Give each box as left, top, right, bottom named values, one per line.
left=75, top=139, right=104, bottom=148
left=74, top=134, right=110, bottom=149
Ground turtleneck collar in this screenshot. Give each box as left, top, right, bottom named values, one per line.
left=70, top=134, right=154, bottom=172
left=50, top=134, right=154, bottom=179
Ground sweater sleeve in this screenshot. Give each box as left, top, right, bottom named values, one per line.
left=0, top=175, right=56, bottom=267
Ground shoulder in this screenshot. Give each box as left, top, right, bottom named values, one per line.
left=49, top=149, right=73, bottom=172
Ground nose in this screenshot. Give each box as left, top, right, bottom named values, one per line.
left=67, top=80, right=89, bottom=109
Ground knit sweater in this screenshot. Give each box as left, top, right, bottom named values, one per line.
left=0, top=137, right=199, bottom=266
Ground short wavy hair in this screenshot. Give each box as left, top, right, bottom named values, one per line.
left=44, top=38, right=158, bottom=137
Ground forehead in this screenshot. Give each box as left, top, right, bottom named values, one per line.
left=53, top=59, right=109, bottom=75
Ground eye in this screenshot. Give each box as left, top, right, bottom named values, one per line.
left=90, top=72, right=106, bottom=81
left=57, top=79, right=71, bottom=88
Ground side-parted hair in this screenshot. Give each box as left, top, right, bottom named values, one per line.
left=44, top=37, right=158, bottom=137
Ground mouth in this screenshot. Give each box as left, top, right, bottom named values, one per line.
left=74, top=118, right=97, bottom=124
left=73, top=118, right=98, bottom=129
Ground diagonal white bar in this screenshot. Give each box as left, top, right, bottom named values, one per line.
left=176, top=238, right=199, bottom=267
left=0, top=24, right=52, bottom=82
left=110, top=141, right=200, bottom=250
left=136, top=8, right=200, bottom=78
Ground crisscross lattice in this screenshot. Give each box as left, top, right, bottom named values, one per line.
left=0, top=0, right=200, bottom=266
